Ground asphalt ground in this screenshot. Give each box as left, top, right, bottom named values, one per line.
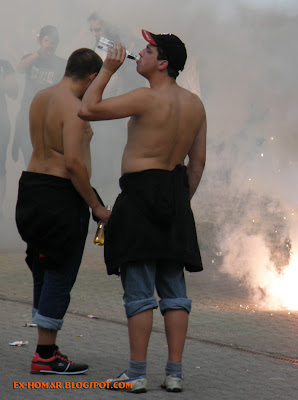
left=1, top=235, right=297, bottom=400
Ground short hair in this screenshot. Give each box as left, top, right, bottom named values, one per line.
left=64, top=48, right=103, bottom=80
left=87, top=12, right=118, bottom=41
left=156, top=46, right=179, bottom=79
left=39, top=25, right=59, bottom=44
left=87, top=12, right=102, bottom=23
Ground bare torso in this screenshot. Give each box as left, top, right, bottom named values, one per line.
left=27, top=82, right=93, bottom=178
left=78, top=43, right=206, bottom=200
left=121, top=82, right=205, bottom=174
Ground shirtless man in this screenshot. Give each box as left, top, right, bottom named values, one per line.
left=16, top=48, right=110, bottom=375
left=79, top=30, right=206, bottom=392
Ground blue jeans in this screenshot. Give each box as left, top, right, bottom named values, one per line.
left=120, top=261, right=191, bottom=318
left=31, top=225, right=88, bottom=331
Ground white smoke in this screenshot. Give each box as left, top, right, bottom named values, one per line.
left=189, top=1, right=298, bottom=309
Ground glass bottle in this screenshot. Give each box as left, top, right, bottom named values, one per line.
left=97, top=37, right=139, bottom=60
left=93, top=205, right=111, bottom=246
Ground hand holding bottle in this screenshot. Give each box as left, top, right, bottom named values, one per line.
left=97, top=37, right=139, bottom=60
left=94, top=205, right=111, bottom=246
left=92, top=203, right=111, bottom=225
left=102, top=42, right=127, bottom=75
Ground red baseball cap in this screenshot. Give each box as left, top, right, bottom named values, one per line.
left=142, top=29, right=187, bottom=72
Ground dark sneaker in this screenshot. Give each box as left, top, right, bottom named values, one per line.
left=31, top=350, right=88, bottom=375
left=106, top=371, right=147, bottom=393
left=161, top=374, right=183, bottom=392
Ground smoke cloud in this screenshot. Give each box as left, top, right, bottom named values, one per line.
left=1, top=1, right=297, bottom=308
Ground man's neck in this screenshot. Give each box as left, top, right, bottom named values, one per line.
left=148, top=74, right=177, bottom=89
left=61, top=77, right=86, bottom=99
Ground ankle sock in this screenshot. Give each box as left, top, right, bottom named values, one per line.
left=165, top=360, right=182, bottom=376
left=36, top=344, right=58, bottom=359
left=126, top=360, right=147, bottom=378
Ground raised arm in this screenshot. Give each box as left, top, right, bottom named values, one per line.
left=63, top=100, right=111, bottom=224
left=187, top=110, right=207, bottom=200
left=17, top=52, right=40, bottom=73
left=79, top=44, right=150, bottom=121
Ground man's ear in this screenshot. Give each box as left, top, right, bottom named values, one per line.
left=89, top=72, right=98, bottom=83
left=158, top=60, right=168, bottom=72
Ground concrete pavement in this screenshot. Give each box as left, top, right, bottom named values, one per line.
left=1, top=235, right=297, bottom=399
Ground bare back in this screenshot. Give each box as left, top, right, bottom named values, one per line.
left=27, top=81, right=93, bottom=178
left=122, top=83, right=206, bottom=174
left=78, top=41, right=206, bottom=199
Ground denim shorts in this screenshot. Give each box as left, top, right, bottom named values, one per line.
left=120, top=261, right=191, bottom=318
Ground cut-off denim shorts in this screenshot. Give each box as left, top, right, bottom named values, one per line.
left=120, top=260, right=191, bottom=318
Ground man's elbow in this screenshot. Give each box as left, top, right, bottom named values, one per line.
left=189, top=158, right=206, bottom=174
left=78, top=105, right=91, bottom=121
left=64, top=156, right=83, bottom=175
left=78, top=104, right=104, bottom=121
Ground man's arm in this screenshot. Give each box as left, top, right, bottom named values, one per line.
left=79, top=45, right=151, bottom=121
left=63, top=101, right=111, bottom=224
left=187, top=113, right=207, bottom=200
left=17, top=53, right=39, bottom=73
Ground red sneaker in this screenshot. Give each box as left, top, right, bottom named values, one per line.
left=31, top=350, right=88, bottom=375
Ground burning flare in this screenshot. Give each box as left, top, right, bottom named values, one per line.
left=262, top=255, right=298, bottom=310
left=221, top=232, right=298, bottom=311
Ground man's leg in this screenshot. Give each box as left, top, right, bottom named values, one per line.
left=121, top=261, right=158, bottom=359
left=30, top=206, right=89, bottom=374
left=30, top=252, right=62, bottom=363
left=128, top=309, right=153, bottom=361
left=105, top=262, right=157, bottom=392
left=31, top=251, right=67, bottom=348
left=31, top=252, right=58, bottom=348
left=128, top=306, right=188, bottom=363
left=121, top=261, right=158, bottom=363
left=30, top=247, right=89, bottom=374
left=33, top=202, right=89, bottom=339
left=164, top=309, right=188, bottom=362
left=156, top=263, right=191, bottom=391
left=37, top=327, right=57, bottom=345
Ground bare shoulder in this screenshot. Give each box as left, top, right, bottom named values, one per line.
left=31, top=86, right=52, bottom=106
left=63, top=91, right=81, bottom=110
left=29, top=88, right=54, bottom=122
left=56, top=87, right=82, bottom=117
left=183, top=86, right=205, bottom=108
left=127, top=86, right=153, bottom=101
left=59, top=91, right=90, bottom=130
left=180, top=86, right=206, bottom=121
left=131, top=87, right=151, bottom=95
left=195, top=93, right=206, bottom=120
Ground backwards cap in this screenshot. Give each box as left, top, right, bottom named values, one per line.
left=142, top=29, right=187, bottom=72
